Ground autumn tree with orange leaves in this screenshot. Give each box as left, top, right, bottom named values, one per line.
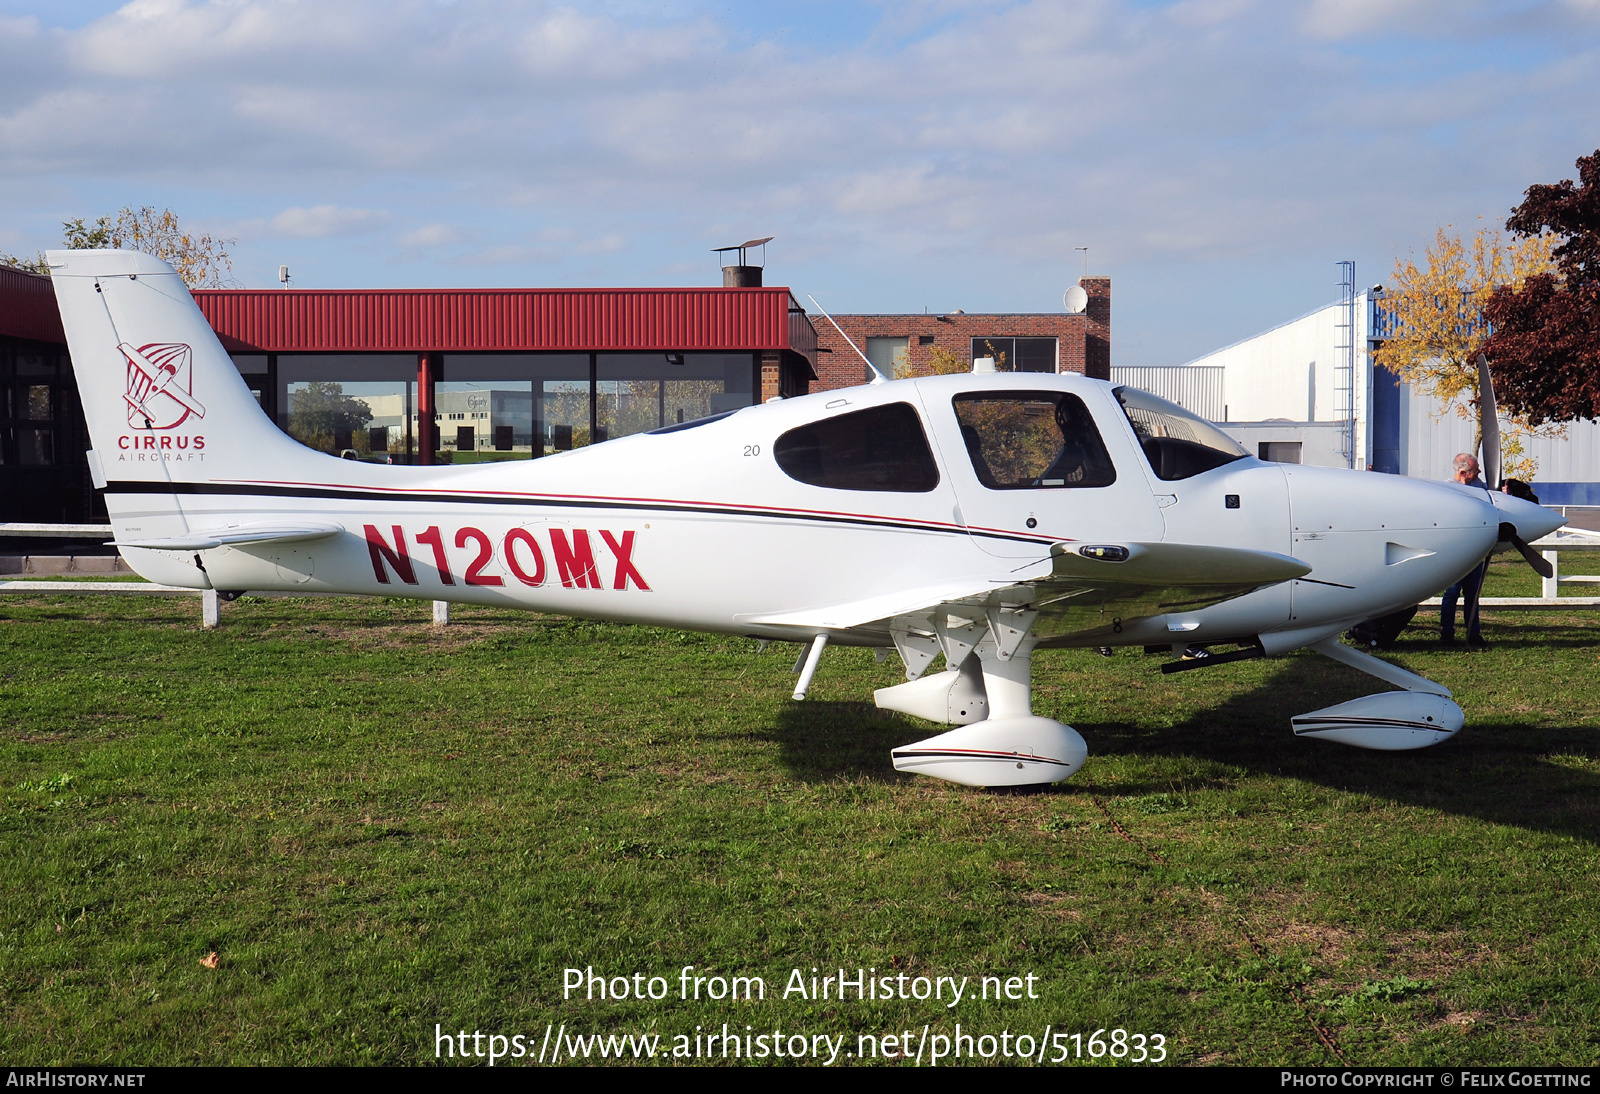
left=1372, top=224, right=1555, bottom=479
left=2, top=206, right=234, bottom=288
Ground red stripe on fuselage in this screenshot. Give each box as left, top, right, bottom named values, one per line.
left=209, top=476, right=1072, bottom=545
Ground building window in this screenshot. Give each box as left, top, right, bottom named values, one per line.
left=595, top=353, right=755, bottom=444
left=18, top=429, right=54, bottom=466
left=13, top=382, right=56, bottom=465
left=269, top=350, right=763, bottom=463
left=865, top=337, right=910, bottom=380
left=24, top=385, right=51, bottom=420
left=970, top=337, right=1056, bottom=373
left=435, top=355, right=589, bottom=461
left=281, top=354, right=418, bottom=461
left=1258, top=442, right=1302, bottom=464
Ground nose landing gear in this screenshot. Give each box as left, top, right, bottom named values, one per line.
left=1291, top=636, right=1462, bottom=750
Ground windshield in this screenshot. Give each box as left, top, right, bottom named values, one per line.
left=1114, top=386, right=1248, bottom=481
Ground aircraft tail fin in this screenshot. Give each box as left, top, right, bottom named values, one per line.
left=47, top=249, right=322, bottom=488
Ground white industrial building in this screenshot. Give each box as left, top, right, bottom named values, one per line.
left=1115, top=263, right=1600, bottom=507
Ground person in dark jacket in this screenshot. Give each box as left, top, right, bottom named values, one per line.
left=1441, top=454, right=1490, bottom=648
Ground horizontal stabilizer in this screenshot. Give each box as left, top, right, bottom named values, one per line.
left=116, top=521, right=343, bottom=551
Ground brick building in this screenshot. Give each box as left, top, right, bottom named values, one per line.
left=810, top=277, right=1110, bottom=391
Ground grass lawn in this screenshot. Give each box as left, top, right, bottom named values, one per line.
left=1, top=584, right=1597, bottom=1066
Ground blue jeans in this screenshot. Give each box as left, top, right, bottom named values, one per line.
left=1441, top=560, right=1488, bottom=641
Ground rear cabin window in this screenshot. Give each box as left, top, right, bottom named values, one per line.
left=953, top=392, right=1117, bottom=490
left=774, top=402, right=940, bottom=492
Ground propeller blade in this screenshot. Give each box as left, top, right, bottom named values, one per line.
left=1477, top=353, right=1500, bottom=489
left=1499, top=521, right=1554, bottom=578
left=1513, top=534, right=1554, bottom=579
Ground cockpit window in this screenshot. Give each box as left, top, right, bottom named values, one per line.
left=952, top=392, right=1117, bottom=490
left=1114, top=386, right=1248, bottom=481
left=774, top=402, right=940, bottom=492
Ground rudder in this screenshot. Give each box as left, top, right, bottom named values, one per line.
left=48, top=248, right=314, bottom=487
left=49, top=249, right=331, bottom=587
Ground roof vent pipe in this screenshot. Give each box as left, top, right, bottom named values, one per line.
left=713, top=236, right=772, bottom=288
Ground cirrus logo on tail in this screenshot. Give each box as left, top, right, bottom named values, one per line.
left=121, top=342, right=206, bottom=430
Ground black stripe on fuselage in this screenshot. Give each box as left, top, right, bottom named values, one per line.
left=103, top=479, right=1056, bottom=548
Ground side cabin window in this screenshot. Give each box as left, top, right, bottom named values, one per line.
left=774, top=402, right=940, bottom=492
left=952, top=392, right=1116, bottom=490
left=1114, top=386, right=1248, bottom=481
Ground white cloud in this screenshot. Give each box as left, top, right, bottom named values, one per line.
left=269, top=205, right=389, bottom=238
left=1302, top=0, right=1435, bottom=38
left=0, top=0, right=1594, bottom=358
left=397, top=222, right=464, bottom=248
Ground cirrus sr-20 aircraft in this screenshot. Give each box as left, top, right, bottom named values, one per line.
left=49, top=249, right=1565, bottom=788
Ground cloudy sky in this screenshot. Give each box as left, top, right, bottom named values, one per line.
left=1, top=0, right=1596, bottom=363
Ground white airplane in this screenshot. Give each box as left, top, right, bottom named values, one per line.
left=48, top=249, right=1565, bottom=788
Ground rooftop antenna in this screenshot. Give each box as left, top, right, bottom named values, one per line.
left=1064, top=246, right=1090, bottom=312
left=278, top=264, right=291, bottom=289
left=807, top=294, right=886, bottom=385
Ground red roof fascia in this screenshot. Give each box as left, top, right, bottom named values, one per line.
left=192, top=286, right=807, bottom=355
left=0, top=266, right=65, bottom=344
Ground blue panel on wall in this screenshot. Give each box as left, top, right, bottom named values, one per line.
left=1371, top=364, right=1401, bottom=474
left=1532, top=482, right=1600, bottom=506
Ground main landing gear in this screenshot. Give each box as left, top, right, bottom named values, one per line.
left=871, top=608, right=1087, bottom=788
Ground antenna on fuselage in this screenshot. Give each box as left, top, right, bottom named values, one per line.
left=807, top=294, right=886, bottom=385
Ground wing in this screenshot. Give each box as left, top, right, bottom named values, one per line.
left=736, top=540, right=1309, bottom=674
left=116, top=521, right=343, bottom=551
left=1023, top=540, right=1309, bottom=641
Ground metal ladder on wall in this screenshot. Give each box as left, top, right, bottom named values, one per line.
left=1334, top=260, right=1356, bottom=469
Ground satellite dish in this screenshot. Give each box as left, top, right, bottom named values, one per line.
left=1063, top=284, right=1088, bottom=314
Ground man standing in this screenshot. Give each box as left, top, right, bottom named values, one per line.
left=1441, top=453, right=1491, bottom=648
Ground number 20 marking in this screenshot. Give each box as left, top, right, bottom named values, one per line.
left=743, top=444, right=761, bottom=457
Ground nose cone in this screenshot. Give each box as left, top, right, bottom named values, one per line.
left=1491, top=492, right=1566, bottom=544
